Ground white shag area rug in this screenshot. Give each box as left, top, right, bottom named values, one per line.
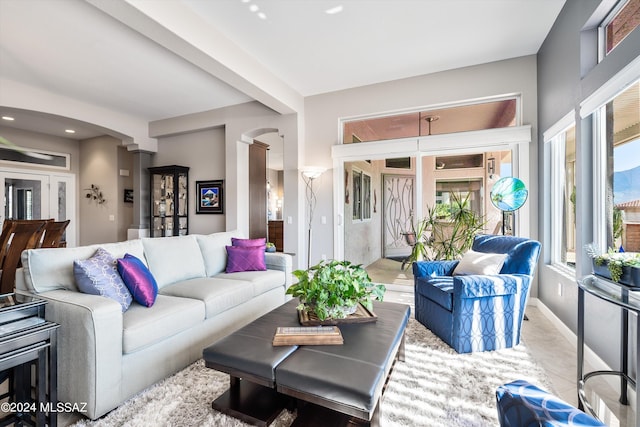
left=73, top=319, right=551, bottom=427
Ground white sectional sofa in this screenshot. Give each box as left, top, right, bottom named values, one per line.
left=15, top=230, right=292, bottom=420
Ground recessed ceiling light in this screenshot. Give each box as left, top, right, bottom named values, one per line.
left=325, top=5, right=343, bottom=15
left=2, top=116, right=15, bottom=121
left=65, top=129, right=76, bottom=134
left=257, top=12, right=267, bottom=19
left=249, top=4, right=259, bottom=12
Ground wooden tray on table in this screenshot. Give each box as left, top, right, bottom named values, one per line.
left=298, top=303, right=377, bottom=326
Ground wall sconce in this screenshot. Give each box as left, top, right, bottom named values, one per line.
left=487, top=157, right=496, bottom=175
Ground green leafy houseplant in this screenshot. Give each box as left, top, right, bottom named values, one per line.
left=287, top=259, right=386, bottom=321
left=404, top=192, right=486, bottom=268
left=586, top=243, right=640, bottom=283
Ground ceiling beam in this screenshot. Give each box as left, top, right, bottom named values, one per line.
left=86, top=0, right=303, bottom=116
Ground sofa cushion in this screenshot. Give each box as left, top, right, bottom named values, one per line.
left=215, top=269, right=286, bottom=297
left=73, top=248, right=133, bottom=312
left=117, top=254, right=159, bottom=307
left=122, top=294, right=204, bottom=354
left=232, top=237, right=266, bottom=247
left=415, top=276, right=454, bottom=311
left=453, top=250, right=507, bottom=276
left=195, top=230, right=238, bottom=277
left=142, top=235, right=206, bottom=289
left=159, top=277, right=254, bottom=319
left=225, top=245, right=266, bottom=273
left=21, top=239, right=145, bottom=293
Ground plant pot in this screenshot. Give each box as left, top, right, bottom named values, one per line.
left=593, top=261, right=640, bottom=287
left=302, top=301, right=359, bottom=320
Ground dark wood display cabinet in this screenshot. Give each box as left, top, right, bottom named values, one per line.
left=149, top=165, right=189, bottom=238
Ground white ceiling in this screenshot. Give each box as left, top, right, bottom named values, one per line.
left=0, top=0, right=566, bottom=140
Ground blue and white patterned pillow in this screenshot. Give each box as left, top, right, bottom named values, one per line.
left=74, top=247, right=133, bottom=312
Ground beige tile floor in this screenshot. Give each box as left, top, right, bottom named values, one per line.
left=372, top=258, right=636, bottom=426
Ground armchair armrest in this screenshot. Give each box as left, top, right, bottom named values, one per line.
left=34, top=290, right=123, bottom=419
left=413, top=260, right=459, bottom=278
left=453, top=274, right=530, bottom=298
left=265, top=252, right=293, bottom=288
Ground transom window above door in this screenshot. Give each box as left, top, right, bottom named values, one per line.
left=342, top=98, right=517, bottom=144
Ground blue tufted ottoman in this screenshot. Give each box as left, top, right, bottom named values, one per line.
left=496, top=380, right=606, bottom=426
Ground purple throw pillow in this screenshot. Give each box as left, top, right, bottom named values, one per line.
left=231, top=237, right=266, bottom=247
left=117, top=254, right=158, bottom=307
left=74, top=247, right=133, bottom=312
left=225, top=245, right=267, bottom=273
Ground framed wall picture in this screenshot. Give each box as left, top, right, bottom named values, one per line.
left=196, top=180, right=224, bottom=214
left=124, top=189, right=134, bottom=203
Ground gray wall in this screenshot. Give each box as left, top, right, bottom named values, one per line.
left=152, top=127, right=226, bottom=235
left=304, top=55, right=540, bottom=276
left=537, top=0, right=640, bottom=369
left=79, top=136, right=120, bottom=245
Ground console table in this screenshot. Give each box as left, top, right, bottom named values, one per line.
left=0, top=294, right=59, bottom=427
left=577, top=274, right=638, bottom=424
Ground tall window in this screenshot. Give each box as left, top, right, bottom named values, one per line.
left=595, top=81, right=640, bottom=252
left=352, top=169, right=372, bottom=221
left=550, top=124, right=576, bottom=267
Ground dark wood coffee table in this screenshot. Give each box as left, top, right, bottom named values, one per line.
left=203, top=299, right=410, bottom=426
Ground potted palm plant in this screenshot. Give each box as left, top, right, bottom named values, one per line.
left=286, top=259, right=386, bottom=321
left=403, top=192, right=486, bottom=267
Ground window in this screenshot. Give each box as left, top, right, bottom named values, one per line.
left=342, top=98, right=517, bottom=143
left=549, top=123, right=577, bottom=267
left=600, top=0, right=640, bottom=58
left=352, top=169, right=372, bottom=221
left=595, top=80, right=640, bottom=252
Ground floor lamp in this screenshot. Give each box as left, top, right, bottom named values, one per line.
left=301, top=167, right=326, bottom=268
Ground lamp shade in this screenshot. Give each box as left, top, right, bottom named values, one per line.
left=490, top=177, right=528, bottom=212
left=301, top=166, right=326, bottom=179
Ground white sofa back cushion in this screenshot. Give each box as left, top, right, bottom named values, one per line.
left=196, top=230, right=243, bottom=277
left=142, top=235, right=206, bottom=289
left=21, top=240, right=146, bottom=294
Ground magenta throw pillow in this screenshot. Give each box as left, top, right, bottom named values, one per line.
left=225, top=245, right=267, bottom=273
left=117, top=254, right=158, bottom=307
left=231, top=237, right=266, bottom=247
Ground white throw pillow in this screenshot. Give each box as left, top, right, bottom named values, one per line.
left=453, top=250, right=507, bottom=276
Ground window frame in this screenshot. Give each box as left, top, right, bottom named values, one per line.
left=598, top=0, right=639, bottom=61
left=544, top=111, right=576, bottom=268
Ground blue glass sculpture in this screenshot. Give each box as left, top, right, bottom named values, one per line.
left=490, top=177, right=528, bottom=212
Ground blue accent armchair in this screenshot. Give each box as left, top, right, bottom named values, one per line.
left=412, top=234, right=541, bottom=353
left=496, top=380, right=606, bottom=426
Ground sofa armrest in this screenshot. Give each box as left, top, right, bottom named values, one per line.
left=265, top=252, right=293, bottom=288
left=453, top=274, right=530, bottom=299
left=412, top=260, right=459, bottom=278
left=34, top=290, right=124, bottom=420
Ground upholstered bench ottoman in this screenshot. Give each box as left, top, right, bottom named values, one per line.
left=203, top=299, right=410, bottom=427
left=275, top=301, right=410, bottom=425
left=203, top=300, right=300, bottom=426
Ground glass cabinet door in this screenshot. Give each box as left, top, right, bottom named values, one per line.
left=148, top=165, right=189, bottom=237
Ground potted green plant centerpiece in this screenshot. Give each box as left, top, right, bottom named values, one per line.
left=287, top=259, right=386, bottom=321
